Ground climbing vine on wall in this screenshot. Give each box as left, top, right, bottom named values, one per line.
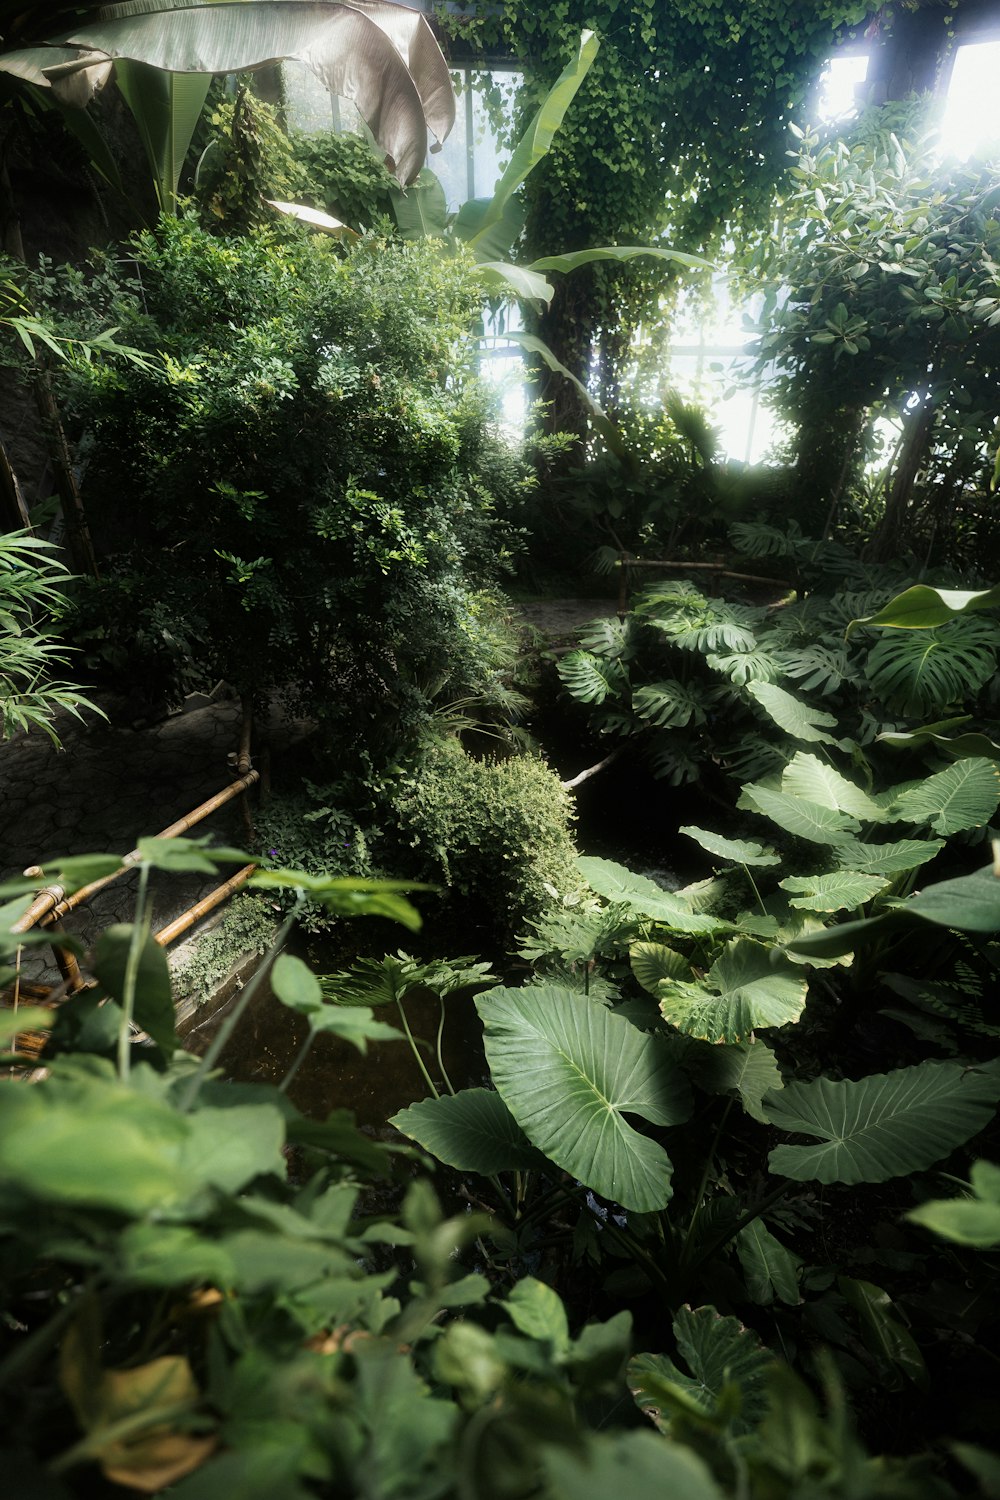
left=439, top=1, right=872, bottom=420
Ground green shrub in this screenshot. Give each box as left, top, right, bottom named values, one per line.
left=172, top=892, right=279, bottom=1002
left=388, top=741, right=584, bottom=929
left=50, top=217, right=531, bottom=749
left=291, top=128, right=397, bottom=230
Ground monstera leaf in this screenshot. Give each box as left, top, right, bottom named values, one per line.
left=558, top=650, right=629, bottom=705
left=632, top=679, right=708, bottom=729
left=863, top=620, right=999, bottom=716
left=765, top=1060, right=1000, bottom=1184
left=475, top=985, right=692, bottom=1212
left=656, top=939, right=809, bottom=1044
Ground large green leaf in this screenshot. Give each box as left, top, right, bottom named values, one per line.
left=92, top=922, right=176, bottom=1056
left=579, top=857, right=725, bottom=933
left=53, top=1, right=456, bottom=186
left=630, top=941, right=693, bottom=994
left=632, top=679, right=707, bottom=729
left=838, top=1276, right=928, bottom=1391
left=390, top=1089, right=546, bottom=1174
left=543, top=1432, right=724, bottom=1500
left=831, top=837, right=945, bottom=875
left=746, top=681, right=844, bottom=746
left=863, top=621, right=999, bottom=716
left=780, top=751, right=885, bottom=822
left=466, top=29, right=598, bottom=253
left=736, top=1221, right=801, bottom=1305
left=847, top=582, right=1000, bottom=633
left=508, top=332, right=628, bottom=460
left=476, top=261, right=554, bottom=305
left=685, top=1040, right=783, bottom=1122
left=557, top=649, right=628, bottom=704
left=656, top=939, right=808, bottom=1044
left=778, top=871, right=889, bottom=913
left=737, top=782, right=858, bottom=846
left=115, top=58, right=210, bottom=212
left=453, top=191, right=526, bottom=261
left=388, top=167, right=448, bottom=240
left=628, top=1306, right=774, bottom=1435
left=887, top=757, right=1000, bottom=835
left=765, top=1060, right=1000, bottom=1184
left=906, top=1160, right=1000, bottom=1247
left=529, top=244, right=711, bottom=276
left=476, top=984, right=692, bottom=1212
left=679, top=827, right=781, bottom=867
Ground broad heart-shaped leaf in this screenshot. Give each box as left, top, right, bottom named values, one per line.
left=747, top=681, right=844, bottom=746
left=684, top=1040, right=783, bottom=1123
left=778, top=871, right=889, bottom=913
left=764, top=1060, right=1000, bottom=1185
left=390, top=1089, right=546, bottom=1174
left=832, top=837, right=945, bottom=875
left=781, top=751, right=885, bottom=822
left=92, top=924, right=175, bottom=1056
left=628, top=1306, right=774, bottom=1435
left=887, top=757, right=1000, bottom=835
left=579, top=857, right=726, bottom=933
left=476, top=985, right=692, bottom=1213
left=906, top=1160, right=1000, bottom=1247
left=657, top=939, right=808, bottom=1044
left=863, top=621, right=999, bottom=716
left=736, top=1222, right=801, bottom=1305
left=630, top=942, right=693, bottom=994
left=679, top=826, right=781, bottom=867
left=737, top=782, right=858, bottom=846
left=847, top=581, right=1000, bottom=633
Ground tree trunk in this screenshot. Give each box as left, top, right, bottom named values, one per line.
left=0, top=430, right=31, bottom=531
left=867, top=393, right=937, bottom=563
left=33, top=368, right=101, bottom=578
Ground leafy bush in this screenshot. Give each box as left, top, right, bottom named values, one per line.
left=50, top=217, right=532, bottom=747
left=387, top=740, right=584, bottom=930
left=292, top=127, right=397, bottom=230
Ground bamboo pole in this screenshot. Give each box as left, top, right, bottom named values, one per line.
left=154, top=864, right=256, bottom=948
left=613, top=558, right=793, bottom=588
left=13, top=769, right=260, bottom=933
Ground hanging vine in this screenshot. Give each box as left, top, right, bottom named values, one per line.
left=439, top=1, right=874, bottom=421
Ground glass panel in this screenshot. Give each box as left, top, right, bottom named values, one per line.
left=939, top=41, right=1000, bottom=161
left=815, top=51, right=869, bottom=124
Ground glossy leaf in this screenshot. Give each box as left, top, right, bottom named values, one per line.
left=781, top=751, right=885, bottom=822
left=778, top=871, right=889, bottom=913
left=737, top=782, right=858, bottom=846
left=831, top=837, right=944, bottom=875
left=685, top=1040, right=783, bottom=1123
left=628, top=1306, right=773, bottom=1435
left=765, top=1060, right=1000, bottom=1184
left=847, top=582, right=1000, bottom=633
left=579, top=857, right=725, bottom=933
left=476, top=984, right=692, bottom=1212
left=115, top=58, right=211, bottom=213
left=390, top=1088, right=546, bottom=1174
left=389, top=167, right=448, bottom=240
left=863, top=621, right=999, bottom=716
left=630, top=941, right=693, bottom=994
left=887, top=757, right=1000, bottom=835
left=657, top=938, right=808, bottom=1044
left=747, top=681, right=843, bottom=746
left=467, top=29, right=599, bottom=251
left=838, top=1276, right=928, bottom=1391
left=679, top=826, right=781, bottom=867
left=736, top=1221, right=801, bottom=1305
left=906, top=1160, right=1000, bottom=1247
left=476, top=260, right=554, bottom=304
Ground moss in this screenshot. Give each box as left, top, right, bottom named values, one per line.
left=172, top=893, right=279, bottom=1005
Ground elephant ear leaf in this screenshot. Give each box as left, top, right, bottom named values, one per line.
left=886, top=757, right=1000, bottom=835
left=628, top=1306, right=774, bottom=1435
left=656, top=939, right=808, bottom=1044
left=475, top=984, right=692, bottom=1213
left=764, top=1060, right=1000, bottom=1184
left=390, top=1089, right=546, bottom=1174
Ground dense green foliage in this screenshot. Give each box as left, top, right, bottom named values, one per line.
left=48, top=216, right=531, bottom=748
left=739, top=121, right=1000, bottom=563
left=440, top=0, right=871, bottom=417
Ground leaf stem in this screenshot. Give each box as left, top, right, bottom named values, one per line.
left=118, top=861, right=150, bottom=1081
left=434, top=996, right=456, bottom=1097
left=395, top=996, right=439, bottom=1099
left=279, top=1027, right=315, bottom=1094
